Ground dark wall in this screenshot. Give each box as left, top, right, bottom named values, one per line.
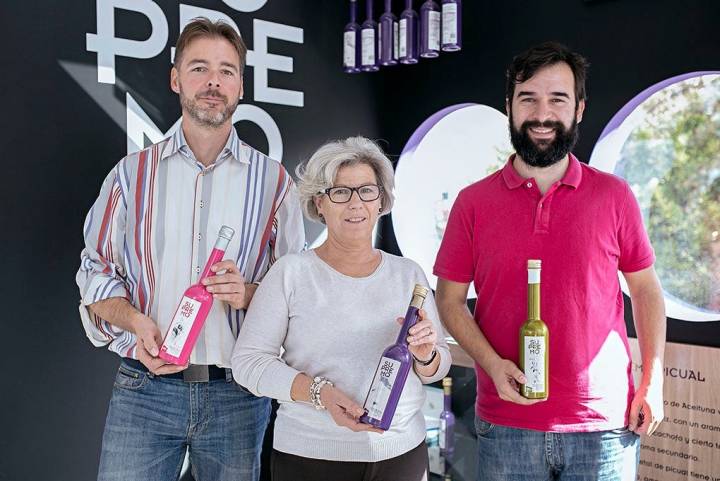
left=2, top=1, right=719, bottom=480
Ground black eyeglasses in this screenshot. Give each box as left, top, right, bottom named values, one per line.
left=321, top=184, right=383, bottom=203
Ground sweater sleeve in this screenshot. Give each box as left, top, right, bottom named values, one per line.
left=231, top=258, right=300, bottom=402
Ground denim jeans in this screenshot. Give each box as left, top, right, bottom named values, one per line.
left=97, top=360, right=270, bottom=481
left=475, top=417, right=640, bottom=481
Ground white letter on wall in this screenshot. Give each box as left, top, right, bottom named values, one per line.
left=87, top=0, right=168, bottom=84
left=221, top=0, right=268, bottom=12
left=247, top=19, right=304, bottom=107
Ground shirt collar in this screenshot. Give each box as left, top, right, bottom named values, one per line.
left=501, top=153, right=583, bottom=190
left=160, top=123, right=251, bottom=165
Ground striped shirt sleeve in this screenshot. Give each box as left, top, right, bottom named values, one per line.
left=263, top=172, right=306, bottom=280
left=75, top=163, right=131, bottom=347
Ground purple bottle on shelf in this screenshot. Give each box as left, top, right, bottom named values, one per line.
left=398, top=0, right=419, bottom=64
left=379, top=0, right=398, bottom=66
left=419, top=0, right=440, bottom=58
left=361, top=0, right=379, bottom=72
left=360, top=284, right=429, bottom=430
left=441, top=0, right=461, bottom=52
left=343, top=0, right=361, bottom=73
left=439, top=377, right=456, bottom=458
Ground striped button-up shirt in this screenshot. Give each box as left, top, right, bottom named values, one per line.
left=76, top=125, right=305, bottom=367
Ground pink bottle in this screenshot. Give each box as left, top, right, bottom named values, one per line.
left=159, top=225, right=235, bottom=365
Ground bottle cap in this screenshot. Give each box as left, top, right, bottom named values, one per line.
left=442, top=377, right=452, bottom=387
left=219, top=225, right=235, bottom=241
left=527, top=259, right=541, bottom=269
left=413, top=284, right=430, bottom=298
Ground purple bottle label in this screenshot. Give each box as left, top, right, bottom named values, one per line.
left=363, top=357, right=401, bottom=419
left=440, top=418, right=447, bottom=448
left=441, top=4, right=457, bottom=44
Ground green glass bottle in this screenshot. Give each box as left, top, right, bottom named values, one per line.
left=519, top=259, right=549, bottom=399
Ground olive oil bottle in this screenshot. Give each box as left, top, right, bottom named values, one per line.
left=519, top=259, right=549, bottom=399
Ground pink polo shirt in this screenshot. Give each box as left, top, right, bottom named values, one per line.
left=433, top=154, right=655, bottom=432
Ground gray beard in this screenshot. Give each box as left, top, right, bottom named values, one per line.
left=180, top=92, right=237, bottom=128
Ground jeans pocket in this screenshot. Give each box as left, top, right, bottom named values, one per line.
left=475, top=417, right=496, bottom=436
left=114, top=364, right=149, bottom=391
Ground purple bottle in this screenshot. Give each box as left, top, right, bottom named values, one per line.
left=361, top=0, right=379, bottom=72
left=419, top=0, right=440, bottom=58
left=361, top=284, right=429, bottom=430
left=379, top=0, right=398, bottom=66
left=441, top=0, right=461, bottom=52
left=343, top=0, right=361, bottom=73
left=439, top=377, right=456, bottom=458
left=398, top=0, right=418, bottom=64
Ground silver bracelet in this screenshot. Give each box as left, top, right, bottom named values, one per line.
left=309, top=376, right=333, bottom=410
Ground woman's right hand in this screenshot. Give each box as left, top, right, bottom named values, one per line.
left=320, top=386, right=384, bottom=434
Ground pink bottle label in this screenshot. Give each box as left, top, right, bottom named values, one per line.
left=162, top=296, right=202, bottom=358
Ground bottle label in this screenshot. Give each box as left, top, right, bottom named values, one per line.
left=439, top=418, right=447, bottom=448
left=442, top=4, right=457, bottom=45
left=428, top=10, right=440, bottom=51
left=361, top=28, right=375, bottom=66
left=523, top=336, right=546, bottom=393
left=363, top=356, right=401, bottom=419
left=528, top=269, right=540, bottom=284
left=344, top=31, right=356, bottom=67
left=162, top=296, right=201, bottom=357
left=399, top=19, right=407, bottom=57
left=393, top=21, right=399, bottom=59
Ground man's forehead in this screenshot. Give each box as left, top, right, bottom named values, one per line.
left=514, top=63, right=575, bottom=93
left=183, top=36, right=239, bottom=63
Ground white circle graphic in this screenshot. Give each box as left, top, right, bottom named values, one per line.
left=393, top=104, right=513, bottom=295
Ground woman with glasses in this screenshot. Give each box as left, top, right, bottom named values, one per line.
left=232, top=136, right=451, bottom=481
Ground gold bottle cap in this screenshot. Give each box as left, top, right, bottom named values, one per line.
left=413, top=284, right=430, bottom=298
left=442, top=377, right=452, bottom=387
left=527, top=259, right=541, bottom=269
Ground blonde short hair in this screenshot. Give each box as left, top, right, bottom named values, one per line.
left=295, top=137, right=395, bottom=224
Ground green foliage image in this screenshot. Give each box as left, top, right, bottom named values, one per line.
left=616, top=75, right=720, bottom=313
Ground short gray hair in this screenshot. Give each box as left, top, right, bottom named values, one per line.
left=295, top=136, right=395, bottom=224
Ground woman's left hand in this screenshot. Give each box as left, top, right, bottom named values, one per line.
left=397, top=308, right=437, bottom=362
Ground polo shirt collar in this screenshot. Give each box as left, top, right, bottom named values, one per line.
left=501, top=153, right=583, bottom=190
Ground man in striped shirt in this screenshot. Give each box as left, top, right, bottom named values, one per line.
left=76, top=18, right=305, bottom=481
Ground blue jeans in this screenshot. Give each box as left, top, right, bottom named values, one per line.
left=97, top=360, right=270, bottom=481
left=475, top=417, right=640, bottom=481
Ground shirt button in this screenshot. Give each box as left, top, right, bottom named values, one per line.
left=198, top=233, right=202, bottom=241
left=196, top=266, right=200, bottom=274
left=199, top=200, right=204, bottom=208
left=539, top=203, right=543, bottom=208
left=526, top=182, right=532, bottom=188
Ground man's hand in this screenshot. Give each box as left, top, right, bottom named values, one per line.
left=487, top=357, right=544, bottom=406
left=202, top=260, right=250, bottom=310
left=130, top=313, right=187, bottom=375
left=629, top=377, right=664, bottom=435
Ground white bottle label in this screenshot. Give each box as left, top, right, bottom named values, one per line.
left=393, top=21, right=399, bottom=59
left=442, top=4, right=457, bottom=45
left=399, top=19, right=407, bottom=57
left=439, top=418, right=447, bottom=448
left=528, top=269, right=540, bottom=284
left=361, top=28, right=375, bottom=66
left=343, top=31, right=356, bottom=68
left=363, top=357, right=401, bottom=419
left=523, top=336, right=546, bottom=393
left=162, top=296, right=201, bottom=357
left=428, top=10, right=440, bottom=51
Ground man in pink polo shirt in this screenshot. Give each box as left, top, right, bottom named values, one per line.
left=434, top=42, right=666, bottom=480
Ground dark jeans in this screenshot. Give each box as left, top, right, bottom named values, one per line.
left=271, top=441, right=429, bottom=481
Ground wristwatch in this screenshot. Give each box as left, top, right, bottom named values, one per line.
left=413, top=348, right=437, bottom=366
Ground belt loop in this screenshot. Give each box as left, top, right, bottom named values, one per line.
left=225, top=368, right=233, bottom=383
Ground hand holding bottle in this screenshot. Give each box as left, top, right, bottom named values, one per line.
left=202, top=259, right=249, bottom=310
left=398, top=308, right=437, bottom=361
left=131, top=313, right=188, bottom=374
left=320, top=385, right=384, bottom=433
left=487, top=356, right=543, bottom=406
